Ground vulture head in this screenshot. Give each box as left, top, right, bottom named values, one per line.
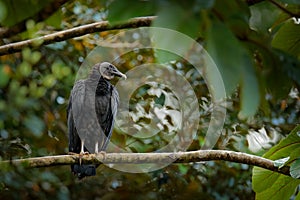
left=98, top=62, right=127, bottom=80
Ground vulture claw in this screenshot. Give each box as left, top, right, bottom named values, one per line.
left=79, top=151, right=89, bottom=165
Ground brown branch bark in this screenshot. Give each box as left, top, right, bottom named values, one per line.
left=0, top=150, right=291, bottom=177
left=0, top=0, right=71, bottom=39
left=0, top=16, right=155, bottom=56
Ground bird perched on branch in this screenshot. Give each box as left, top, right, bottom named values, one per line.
left=67, top=62, right=126, bottom=179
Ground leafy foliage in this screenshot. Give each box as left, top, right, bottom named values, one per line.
left=0, top=0, right=52, bottom=26
left=272, top=21, right=300, bottom=57
left=252, top=125, right=300, bottom=199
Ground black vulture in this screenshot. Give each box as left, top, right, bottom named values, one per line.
left=67, top=62, right=126, bottom=179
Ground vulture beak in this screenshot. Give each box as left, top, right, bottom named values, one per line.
left=111, top=66, right=127, bottom=79
left=119, top=72, right=127, bottom=80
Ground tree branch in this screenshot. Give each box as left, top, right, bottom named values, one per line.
left=0, top=150, right=291, bottom=177
left=0, top=16, right=155, bottom=56
left=0, top=0, right=71, bottom=39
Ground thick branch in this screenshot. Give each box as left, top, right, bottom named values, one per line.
left=0, top=16, right=155, bottom=56
left=0, top=0, right=70, bottom=38
left=0, top=150, right=291, bottom=177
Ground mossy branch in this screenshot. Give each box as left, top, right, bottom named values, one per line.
left=0, top=16, right=155, bottom=56
left=0, top=150, right=291, bottom=177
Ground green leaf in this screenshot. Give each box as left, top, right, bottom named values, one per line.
left=194, top=0, right=215, bottom=8
left=31, top=51, right=41, bottom=64
left=0, top=0, right=52, bottom=26
left=206, top=22, right=242, bottom=94
left=255, top=175, right=300, bottom=200
left=150, top=28, right=193, bottom=64
left=0, top=65, right=10, bottom=88
left=61, top=66, right=71, bottom=77
left=252, top=167, right=280, bottom=192
left=296, top=192, right=300, bottom=200
left=289, top=146, right=300, bottom=162
left=272, top=21, right=300, bottom=57
left=29, top=82, right=46, bottom=98
left=19, top=61, right=32, bottom=77
left=207, top=21, right=259, bottom=119
left=252, top=125, right=300, bottom=199
left=0, top=1, right=7, bottom=23
left=22, top=48, right=41, bottom=65
left=275, top=50, right=300, bottom=85
left=249, top=2, right=281, bottom=33
left=153, top=2, right=200, bottom=39
left=290, top=159, right=300, bottom=179
left=42, top=74, right=56, bottom=88
left=45, top=9, right=62, bottom=29
left=151, top=1, right=205, bottom=63
left=257, top=48, right=297, bottom=100
left=238, top=60, right=260, bottom=119
left=107, top=0, right=156, bottom=24
left=263, top=125, right=300, bottom=160
left=278, top=0, right=300, bottom=4
left=22, top=48, right=31, bottom=62
left=51, top=62, right=62, bottom=78
left=178, top=164, right=189, bottom=175
left=213, top=1, right=250, bottom=37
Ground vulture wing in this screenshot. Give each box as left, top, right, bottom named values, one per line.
left=100, top=86, right=119, bottom=151
left=68, top=79, right=99, bottom=179
left=67, top=79, right=86, bottom=153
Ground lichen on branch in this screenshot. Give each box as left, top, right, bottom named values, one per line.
left=0, top=150, right=291, bottom=177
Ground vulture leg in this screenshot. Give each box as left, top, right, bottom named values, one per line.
left=80, top=139, right=85, bottom=154
left=95, top=142, right=99, bottom=154
left=79, top=139, right=89, bottom=165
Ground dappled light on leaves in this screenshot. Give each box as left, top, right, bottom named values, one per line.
left=246, top=127, right=282, bottom=153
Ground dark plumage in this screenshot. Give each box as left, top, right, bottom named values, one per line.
left=67, top=62, right=126, bottom=179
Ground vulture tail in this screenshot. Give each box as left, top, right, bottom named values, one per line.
left=71, top=164, right=96, bottom=179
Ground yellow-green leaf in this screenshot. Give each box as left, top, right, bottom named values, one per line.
left=253, top=125, right=300, bottom=199
left=272, top=21, right=300, bottom=57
